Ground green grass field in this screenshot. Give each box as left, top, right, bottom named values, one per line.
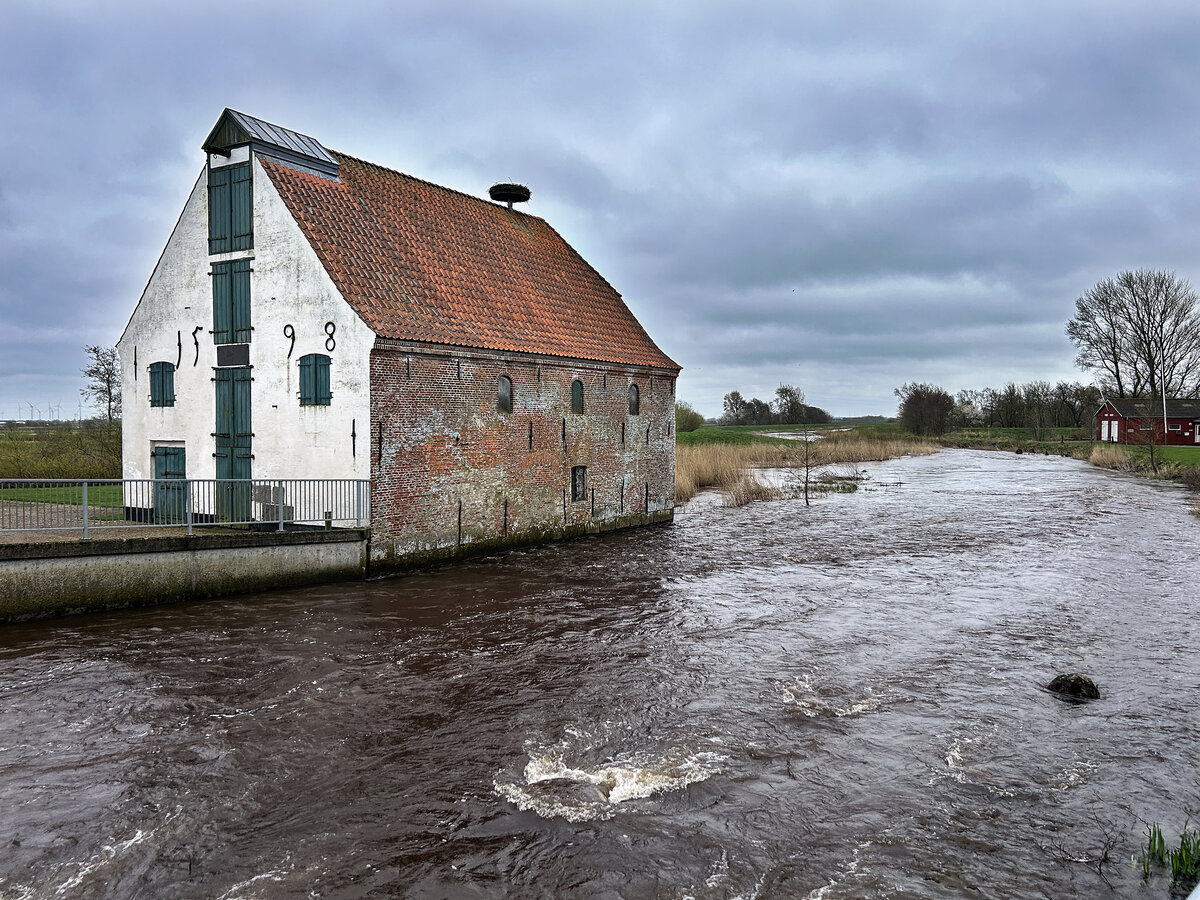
left=0, top=483, right=125, bottom=506
left=676, top=426, right=801, bottom=447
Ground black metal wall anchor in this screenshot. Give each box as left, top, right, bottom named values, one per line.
left=176, top=331, right=182, bottom=368
left=351, top=419, right=356, bottom=458
left=283, top=324, right=295, bottom=358
left=192, top=326, right=202, bottom=365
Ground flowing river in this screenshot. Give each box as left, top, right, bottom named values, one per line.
left=2, top=450, right=1198, bottom=898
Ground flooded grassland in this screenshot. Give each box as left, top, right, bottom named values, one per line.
left=1, top=450, right=1198, bottom=898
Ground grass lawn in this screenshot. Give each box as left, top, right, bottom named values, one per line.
left=676, top=426, right=799, bottom=447
left=1129, top=445, right=1200, bottom=465
left=0, top=483, right=125, bottom=506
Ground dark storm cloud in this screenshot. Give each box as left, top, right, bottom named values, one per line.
left=3, top=0, right=1200, bottom=417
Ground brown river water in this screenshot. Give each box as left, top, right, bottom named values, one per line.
left=1, top=449, right=1198, bottom=899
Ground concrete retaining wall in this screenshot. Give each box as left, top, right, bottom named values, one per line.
left=0, top=529, right=368, bottom=623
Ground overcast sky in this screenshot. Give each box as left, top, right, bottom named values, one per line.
left=4, top=0, right=1200, bottom=420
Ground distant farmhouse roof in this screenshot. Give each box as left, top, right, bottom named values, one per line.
left=1104, top=398, right=1200, bottom=418
left=191, top=106, right=678, bottom=372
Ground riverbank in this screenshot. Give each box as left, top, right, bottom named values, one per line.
left=675, top=426, right=936, bottom=504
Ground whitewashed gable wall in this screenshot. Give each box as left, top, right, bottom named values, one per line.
left=118, top=155, right=375, bottom=483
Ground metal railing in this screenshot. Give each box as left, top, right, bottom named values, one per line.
left=0, top=479, right=370, bottom=538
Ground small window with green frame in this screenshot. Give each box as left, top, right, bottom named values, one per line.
left=299, top=353, right=331, bottom=406
left=571, top=379, right=584, bottom=414
left=149, top=362, right=176, bottom=407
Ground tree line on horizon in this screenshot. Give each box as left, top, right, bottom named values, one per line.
left=895, top=380, right=1103, bottom=437
left=898, top=269, right=1200, bottom=437
left=717, top=384, right=832, bottom=427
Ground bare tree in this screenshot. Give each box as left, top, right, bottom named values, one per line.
left=81, top=345, right=121, bottom=422
left=1067, top=269, right=1200, bottom=399
left=895, top=382, right=955, bottom=436
left=773, top=384, right=806, bottom=424
left=1130, top=417, right=1168, bottom=474
left=1022, top=380, right=1055, bottom=439
left=720, top=391, right=747, bottom=425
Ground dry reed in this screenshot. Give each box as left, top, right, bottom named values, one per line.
left=1088, top=444, right=1133, bottom=471
left=675, top=434, right=938, bottom=504
left=720, top=474, right=785, bottom=507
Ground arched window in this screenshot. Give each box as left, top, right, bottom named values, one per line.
left=571, top=379, right=584, bottom=414
left=149, top=362, right=176, bottom=407
left=498, top=375, right=513, bottom=413
left=628, top=383, right=640, bottom=415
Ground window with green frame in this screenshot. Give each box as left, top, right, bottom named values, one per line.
left=212, top=259, right=252, bottom=343
left=208, top=162, right=253, bottom=254
left=299, top=353, right=332, bottom=406
left=571, top=379, right=584, bottom=414
left=149, top=362, right=176, bottom=407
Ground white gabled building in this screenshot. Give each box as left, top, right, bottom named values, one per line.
left=119, top=109, right=679, bottom=569
left=119, top=110, right=374, bottom=492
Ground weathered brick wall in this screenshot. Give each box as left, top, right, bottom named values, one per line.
left=369, top=344, right=676, bottom=563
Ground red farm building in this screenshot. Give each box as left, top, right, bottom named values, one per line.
left=1094, top=398, right=1200, bottom=445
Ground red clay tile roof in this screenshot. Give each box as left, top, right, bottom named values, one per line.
left=260, top=153, right=679, bottom=371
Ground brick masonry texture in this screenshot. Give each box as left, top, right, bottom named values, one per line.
left=370, top=344, right=676, bottom=563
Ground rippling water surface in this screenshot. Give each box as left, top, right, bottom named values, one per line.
left=2, top=450, right=1199, bottom=898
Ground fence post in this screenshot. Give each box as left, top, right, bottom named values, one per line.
left=186, top=479, right=193, bottom=536
left=82, top=480, right=89, bottom=540
left=278, top=479, right=284, bottom=532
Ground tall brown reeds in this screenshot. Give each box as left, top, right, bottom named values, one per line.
left=675, top=432, right=938, bottom=504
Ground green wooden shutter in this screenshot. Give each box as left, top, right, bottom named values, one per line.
left=214, top=367, right=252, bottom=520
left=149, top=362, right=175, bottom=407
left=208, top=166, right=231, bottom=254
left=212, top=263, right=232, bottom=343
left=298, top=354, right=331, bottom=405
left=316, top=354, right=331, bottom=405
left=231, top=163, right=253, bottom=251
left=299, top=354, right=315, bottom=404
left=232, top=367, right=252, bottom=479
left=231, top=259, right=251, bottom=342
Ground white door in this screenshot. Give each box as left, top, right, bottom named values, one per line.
left=1100, top=420, right=1109, bottom=441
left=1110, top=420, right=1119, bottom=442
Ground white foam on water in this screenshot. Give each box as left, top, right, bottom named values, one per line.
left=777, top=676, right=884, bottom=719
left=216, top=864, right=291, bottom=900
left=53, top=828, right=153, bottom=896
left=495, top=737, right=725, bottom=822
left=1052, top=758, right=1098, bottom=792
left=803, top=840, right=873, bottom=899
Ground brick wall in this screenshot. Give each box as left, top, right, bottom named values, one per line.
left=369, top=344, right=676, bottom=564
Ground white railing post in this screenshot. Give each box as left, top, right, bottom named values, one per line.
left=82, top=480, right=89, bottom=540
left=278, top=479, right=285, bottom=531
left=186, top=479, right=193, bottom=536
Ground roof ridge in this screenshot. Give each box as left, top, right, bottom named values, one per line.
left=328, top=149, right=546, bottom=223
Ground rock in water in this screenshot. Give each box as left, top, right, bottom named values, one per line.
left=1047, top=673, right=1100, bottom=700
